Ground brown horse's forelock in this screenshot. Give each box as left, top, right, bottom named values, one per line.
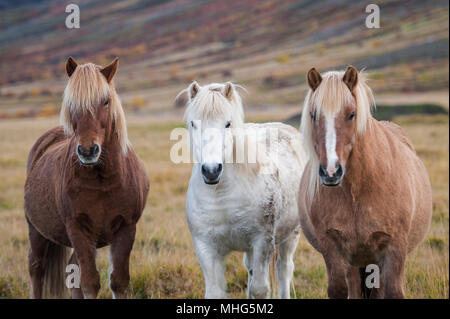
left=60, top=63, right=130, bottom=154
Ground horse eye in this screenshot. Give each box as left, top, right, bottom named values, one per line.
left=349, top=111, right=355, bottom=120
left=225, top=121, right=231, bottom=128
left=190, top=121, right=196, bottom=129
left=103, top=99, right=109, bottom=106
left=310, top=111, right=316, bottom=121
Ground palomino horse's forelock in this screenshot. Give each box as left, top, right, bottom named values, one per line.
left=300, top=70, right=376, bottom=200
left=60, top=63, right=130, bottom=154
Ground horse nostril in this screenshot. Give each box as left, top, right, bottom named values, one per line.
left=201, top=164, right=207, bottom=176
left=92, top=144, right=100, bottom=156
left=216, top=163, right=223, bottom=174
left=319, top=164, right=328, bottom=178
left=335, top=163, right=343, bottom=178
left=77, top=145, right=83, bottom=156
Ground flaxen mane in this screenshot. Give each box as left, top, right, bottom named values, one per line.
left=300, top=70, right=375, bottom=199
left=60, top=63, right=130, bottom=154
left=297, top=66, right=432, bottom=298
left=25, top=57, right=150, bottom=299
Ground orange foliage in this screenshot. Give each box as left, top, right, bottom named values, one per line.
left=38, top=104, right=58, bottom=118
left=132, top=96, right=147, bottom=110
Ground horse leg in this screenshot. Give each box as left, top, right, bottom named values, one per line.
left=248, top=236, right=274, bottom=299
left=277, top=231, right=300, bottom=299
left=68, top=252, right=84, bottom=299
left=243, top=251, right=253, bottom=298
left=193, top=239, right=227, bottom=299
left=323, top=250, right=348, bottom=299
left=67, top=226, right=100, bottom=299
left=345, top=266, right=363, bottom=299
left=382, top=245, right=407, bottom=299
left=348, top=265, right=386, bottom=299
left=109, top=224, right=136, bottom=299
left=27, top=221, right=48, bottom=299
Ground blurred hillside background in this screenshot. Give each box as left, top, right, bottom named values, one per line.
left=0, top=0, right=448, bottom=298
left=0, top=0, right=448, bottom=118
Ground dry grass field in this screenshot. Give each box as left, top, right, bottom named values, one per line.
left=0, top=111, right=447, bottom=299
left=0, top=0, right=447, bottom=300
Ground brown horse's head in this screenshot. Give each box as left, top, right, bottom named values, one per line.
left=61, top=57, right=129, bottom=166
left=301, top=66, right=375, bottom=190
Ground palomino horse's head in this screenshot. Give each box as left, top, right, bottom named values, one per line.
left=180, top=81, right=245, bottom=184
left=61, top=57, right=129, bottom=166
left=301, top=66, right=375, bottom=189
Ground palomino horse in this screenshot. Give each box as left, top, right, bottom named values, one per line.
left=24, top=57, right=149, bottom=298
left=298, top=66, right=432, bottom=298
left=180, top=81, right=307, bottom=298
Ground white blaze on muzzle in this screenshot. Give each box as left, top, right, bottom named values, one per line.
left=325, top=115, right=338, bottom=176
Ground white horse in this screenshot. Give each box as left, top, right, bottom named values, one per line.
left=180, top=81, right=307, bottom=299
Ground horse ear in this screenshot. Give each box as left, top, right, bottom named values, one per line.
left=189, top=81, right=200, bottom=100
left=223, top=82, right=234, bottom=100
left=343, top=66, right=358, bottom=92
left=307, top=68, right=322, bottom=91
left=100, top=57, right=119, bottom=83
left=66, top=56, right=78, bottom=77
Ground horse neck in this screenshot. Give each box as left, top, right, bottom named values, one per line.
left=101, top=132, right=125, bottom=172
left=345, top=119, right=384, bottom=195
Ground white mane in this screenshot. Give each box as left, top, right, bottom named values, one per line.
left=183, top=82, right=305, bottom=299
left=181, top=82, right=245, bottom=126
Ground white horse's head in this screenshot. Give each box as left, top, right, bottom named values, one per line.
left=180, top=81, right=245, bottom=185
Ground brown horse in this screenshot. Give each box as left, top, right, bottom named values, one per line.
left=24, top=57, right=149, bottom=299
left=298, top=66, right=432, bottom=298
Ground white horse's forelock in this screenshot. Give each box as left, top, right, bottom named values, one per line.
left=181, top=82, right=245, bottom=125
left=300, top=70, right=376, bottom=200
left=60, top=63, right=130, bottom=154
left=180, top=82, right=274, bottom=177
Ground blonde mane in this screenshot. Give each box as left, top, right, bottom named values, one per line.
left=60, top=63, right=130, bottom=154
left=300, top=70, right=376, bottom=199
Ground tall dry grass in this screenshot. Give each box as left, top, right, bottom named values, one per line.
left=0, top=114, right=447, bottom=298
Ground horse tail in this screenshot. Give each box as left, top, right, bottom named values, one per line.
left=269, top=246, right=279, bottom=298
left=359, top=267, right=372, bottom=299
left=43, top=241, right=69, bottom=298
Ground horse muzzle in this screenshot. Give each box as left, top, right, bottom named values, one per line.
left=319, top=163, right=344, bottom=186
left=77, top=143, right=101, bottom=166
left=201, top=163, right=223, bottom=185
